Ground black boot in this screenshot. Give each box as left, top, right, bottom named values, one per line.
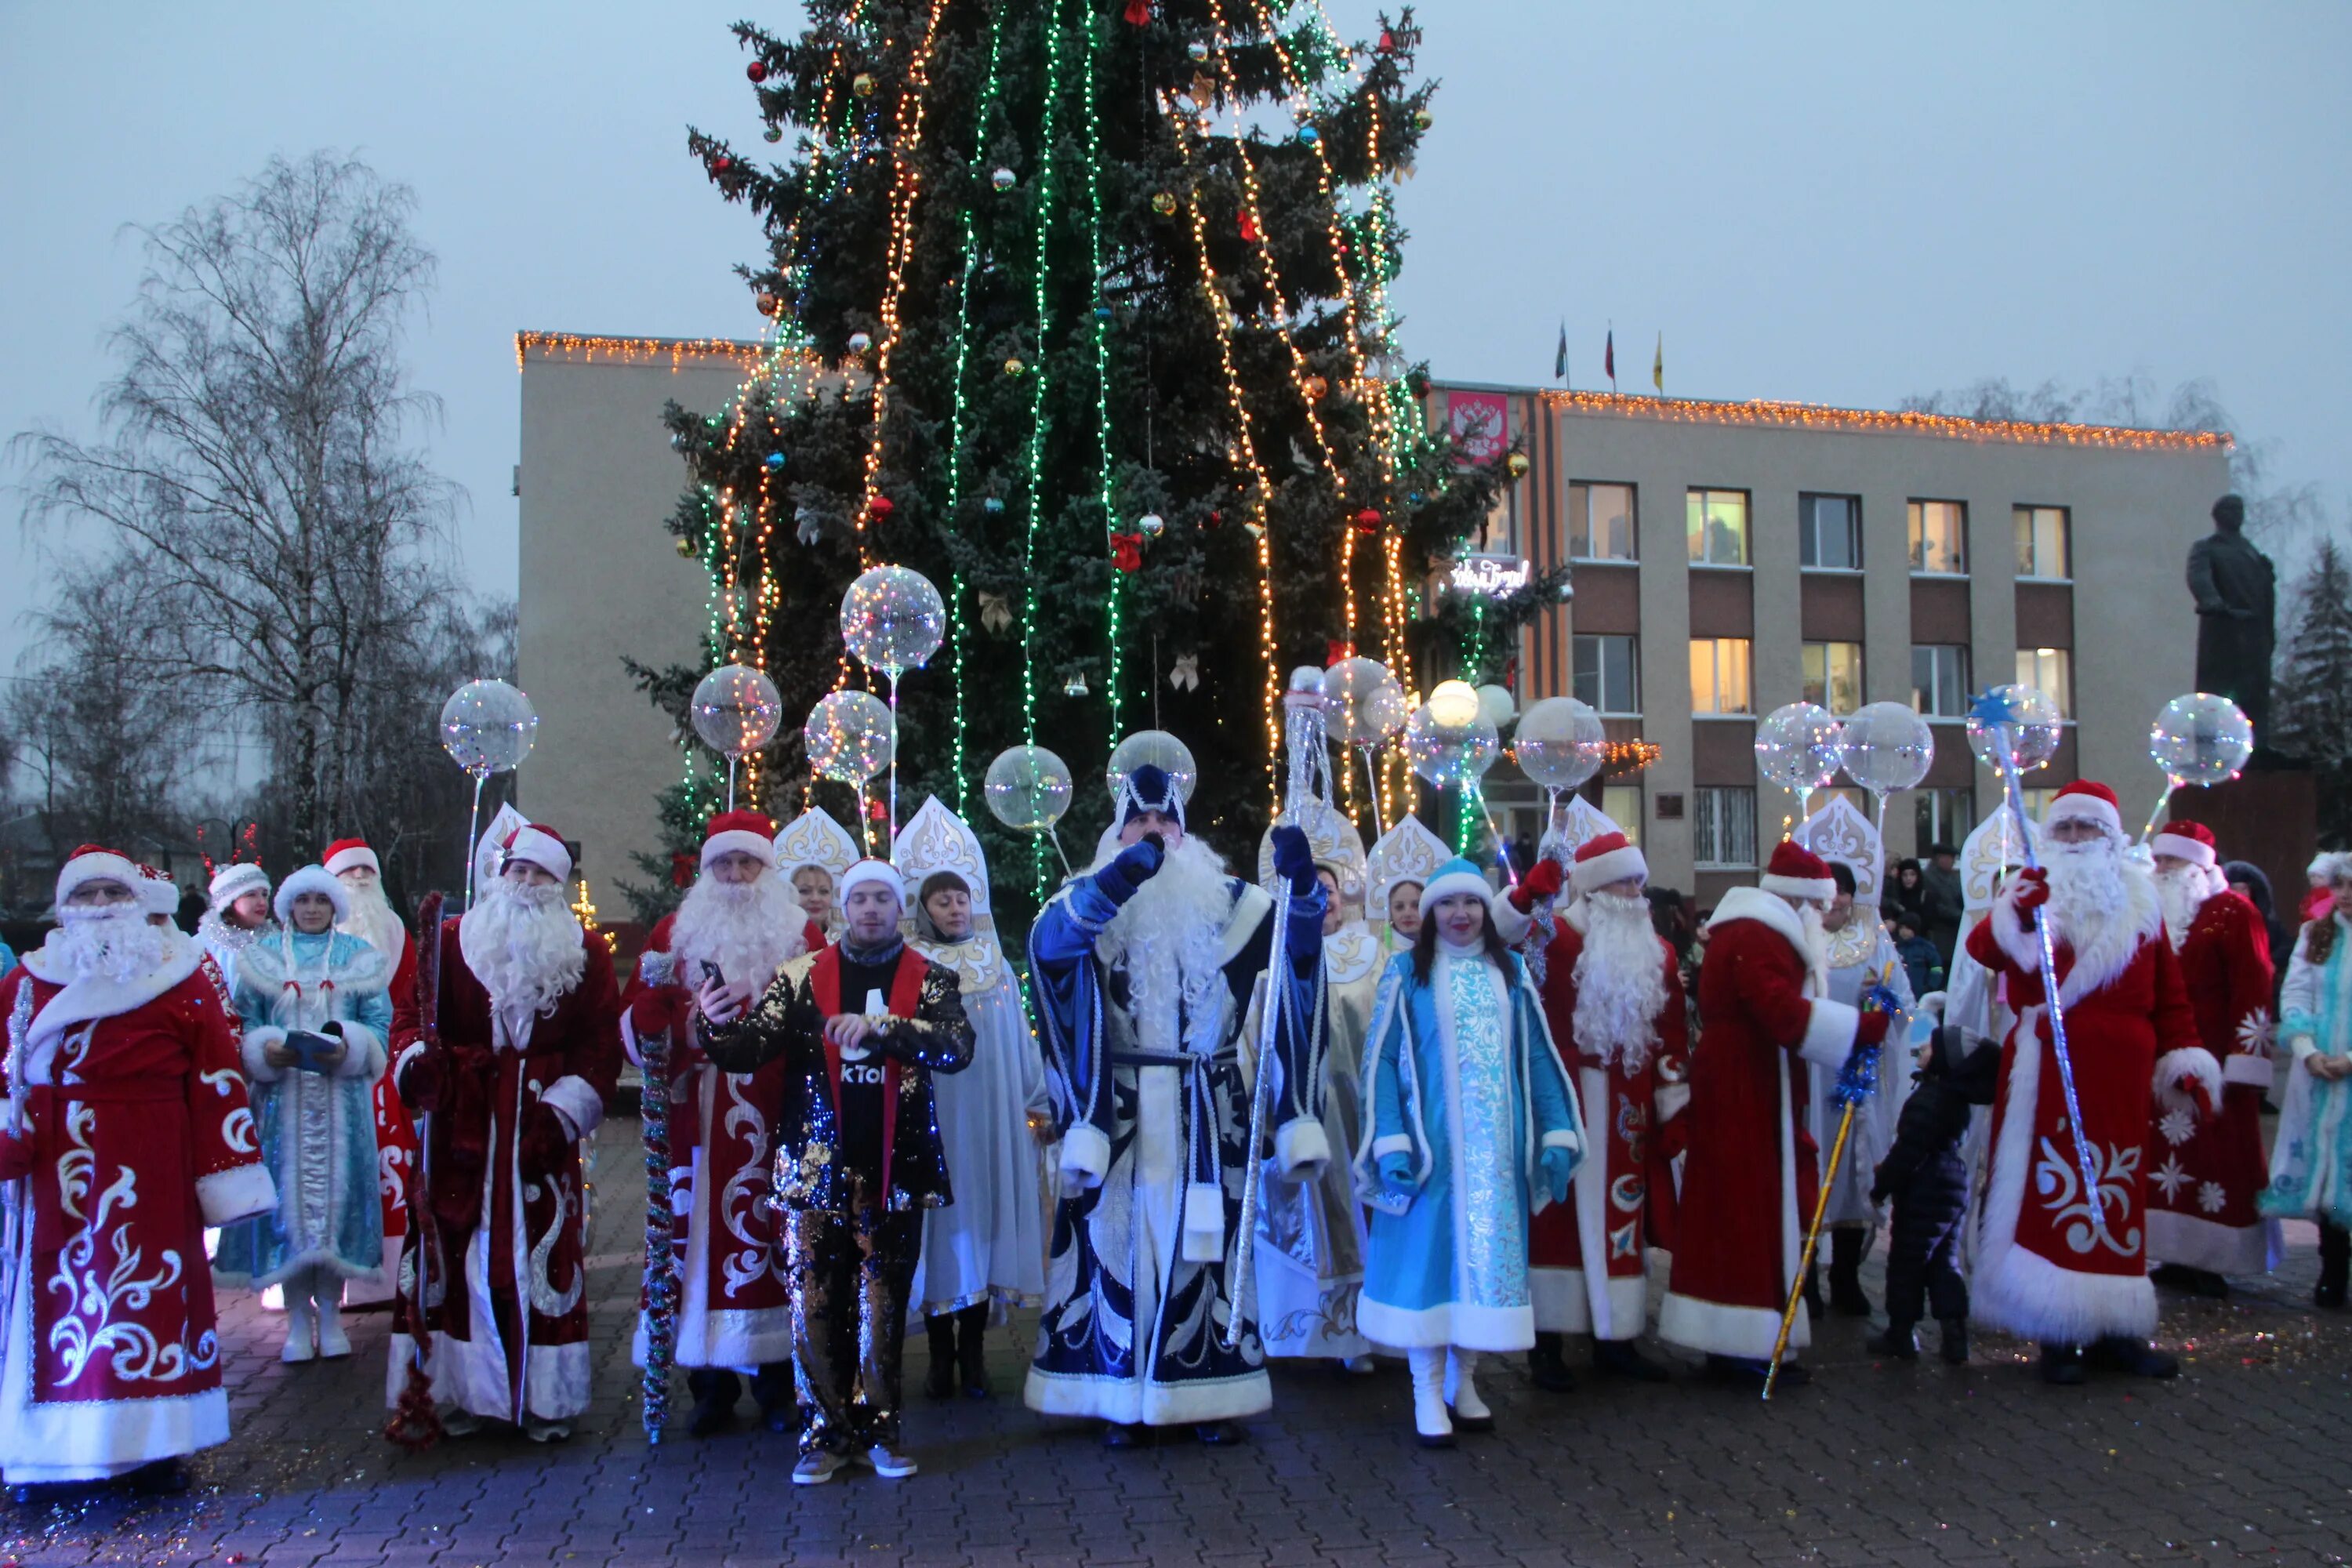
left=2086, top=1335, right=2180, bottom=1379
left=1526, top=1331, right=1575, bottom=1392
left=2318, top=1221, right=2350, bottom=1310
left=956, top=1303, right=991, bottom=1399
left=1195, top=1420, right=1249, bottom=1446
left=2150, top=1262, right=2230, bottom=1299
left=1865, top=1322, right=1918, bottom=1360
left=923, top=1312, right=958, bottom=1400
left=750, top=1363, right=797, bottom=1434
left=1802, top=1261, right=1824, bottom=1319
left=1829, top=1229, right=1872, bottom=1317
left=1592, top=1338, right=1670, bottom=1383
left=1937, top=1318, right=1969, bottom=1365
left=684, top=1368, right=741, bottom=1436
left=2038, top=1342, right=2085, bottom=1385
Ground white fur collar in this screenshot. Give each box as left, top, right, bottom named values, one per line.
left=20, top=934, right=204, bottom=1047
left=1708, top=884, right=1828, bottom=996
left=1987, top=861, right=2163, bottom=1005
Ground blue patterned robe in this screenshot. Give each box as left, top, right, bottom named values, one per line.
left=2263, top=913, right=2352, bottom=1225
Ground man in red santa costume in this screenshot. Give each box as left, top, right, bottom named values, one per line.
left=1524, top=833, right=1689, bottom=1389
left=0, top=848, right=276, bottom=1502
left=621, top=810, right=818, bottom=1436
left=325, top=837, right=420, bottom=1298
left=389, top=822, right=622, bottom=1439
left=1966, top=781, right=2216, bottom=1384
left=1659, top=840, right=1889, bottom=1387
left=2140, top=819, right=2276, bottom=1297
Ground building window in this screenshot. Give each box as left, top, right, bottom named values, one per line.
left=2021, top=786, right=2063, bottom=818
left=1693, top=786, right=1758, bottom=869
left=1908, top=499, right=1968, bottom=575
left=1686, top=488, right=1750, bottom=567
left=2014, top=505, right=2071, bottom=579
left=1802, top=641, right=1864, bottom=716
left=1567, top=481, right=1637, bottom=561
left=1602, top=785, right=1644, bottom=848
left=1914, top=788, right=1976, bottom=851
left=1911, top=644, right=1972, bottom=718
left=1799, top=494, right=1862, bottom=571
left=2016, top=647, right=2073, bottom=720
left=1573, top=633, right=1640, bottom=715
left=1690, top=637, right=1753, bottom=716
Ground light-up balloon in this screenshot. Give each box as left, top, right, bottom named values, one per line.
left=984, top=745, right=1074, bottom=832
left=1514, top=696, right=1609, bottom=792
left=839, top=564, right=946, bottom=680
left=1404, top=701, right=1500, bottom=789
left=1754, top=702, right=1846, bottom=794
left=689, top=664, right=784, bottom=760
left=440, top=680, right=538, bottom=779
left=1840, top=700, right=1935, bottom=797
left=1965, top=684, right=2063, bottom=775
left=1104, top=729, right=1198, bottom=803
left=804, top=689, right=895, bottom=783
left=2148, top=692, right=2254, bottom=788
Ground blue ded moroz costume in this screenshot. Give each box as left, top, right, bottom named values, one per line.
left=1023, top=763, right=1330, bottom=1435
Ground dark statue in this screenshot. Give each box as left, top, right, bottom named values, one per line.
left=2186, top=493, right=2276, bottom=744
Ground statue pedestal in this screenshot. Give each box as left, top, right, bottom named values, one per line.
left=2168, top=769, right=2320, bottom=915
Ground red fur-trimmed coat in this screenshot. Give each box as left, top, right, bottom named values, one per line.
left=2145, top=889, right=2276, bottom=1275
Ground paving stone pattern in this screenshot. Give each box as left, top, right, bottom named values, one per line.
left=6, top=1116, right=2348, bottom=1568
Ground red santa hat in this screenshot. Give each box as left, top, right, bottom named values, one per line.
left=2042, top=779, right=2122, bottom=839
left=208, top=860, right=272, bottom=912
left=702, top=810, right=779, bottom=871
left=273, top=863, right=354, bottom=924
left=2150, top=819, right=2218, bottom=869
left=1570, top=832, right=1648, bottom=897
left=56, top=844, right=154, bottom=912
left=1760, top=840, right=1836, bottom=904
left=501, top=822, right=574, bottom=884
left=837, top=857, right=904, bottom=906
left=323, top=837, right=380, bottom=878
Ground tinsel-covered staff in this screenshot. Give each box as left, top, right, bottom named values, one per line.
left=639, top=999, right=677, bottom=1444
left=1762, top=962, right=1899, bottom=1403
left=1, top=985, right=30, bottom=1382
left=385, top=891, right=446, bottom=1451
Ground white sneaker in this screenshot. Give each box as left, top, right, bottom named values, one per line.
left=858, top=1445, right=919, bottom=1479
left=523, top=1417, right=572, bottom=1443
left=793, top=1450, right=846, bottom=1486
left=439, top=1407, right=481, bottom=1437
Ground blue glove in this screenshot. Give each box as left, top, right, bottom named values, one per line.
left=1095, top=835, right=1164, bottom=902
left=1377, top=1151, right=1416, bottom=1198
left=1269, top=823, right=1318, bottom=897
left=1539, top=1144, right=1575, bottom=1204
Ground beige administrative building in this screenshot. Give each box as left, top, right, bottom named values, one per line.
left=514, top=333, right=2232, bottom=916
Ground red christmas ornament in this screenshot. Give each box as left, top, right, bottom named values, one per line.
left=1123, top=0, right=1153, bottom=22
left=712, top=155, right=734, bottom=174
left=746, top=60, right=769, bottom=83
left=868, top=495, right=896, bottom=521
left=1206, top=509, right=1222, bottom=528
left=1377, top=28, right=1396, bottom=52
left=1327, top=639, right=1356, bottom=666
left=670, top=852, right=698, bottom=890
left=1109, top=532, right=1145, bottom=572
left=1352, top=506, right=1383, bottom=535
left=1239, top=212, right=1261, bottom=243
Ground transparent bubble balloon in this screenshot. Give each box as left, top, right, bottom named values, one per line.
left=1514, top=696, right=1609, bottom=792
left=1426, top=679, right=1483, bottom=730
left=1965, top=684, right=2063, bottom=775
left=1404, top=701, right=1500, bottom=789
left=1104, top=729, right=1198, bottom=804
left=804, top=689, right=895, bottom=783
left=1840, top=700, right=1936, bottom=797
left=2149, top=691, right=2254, bottom=787
left=1475, top=684, right=1517, bottom=730
left=1323, top=656, right=1392, bottom=744
left=440, top=680, right=538, bottom=778
left=1755, top=702, right=1846, bottom=793
left=839, top=564, right=946, bottom=680
left=689, top=664, right=784, bottom=760
left=984, top=744, right=1073, bottom=832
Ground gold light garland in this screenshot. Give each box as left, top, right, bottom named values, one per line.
left=1539, top=389, right=2232, bottom=451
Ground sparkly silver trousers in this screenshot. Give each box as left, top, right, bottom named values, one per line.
left=785, top=1201, right=920, bottom=1457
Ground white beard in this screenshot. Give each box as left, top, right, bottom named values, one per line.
left=459, top=880, right=586, bottom=1020
left=1797, top=900, right=1831, bottom=993
left=2154, top=865, right=2208, bottom=950
left=2042, top=835, right=2159, bottom=993
left=670, top=873, right=808, bottom=991
left=337, top=877, right=408, bottom=963
left=51, top=907, right=186, bottom=985
left=1093, top=835, right=1236, bottom=1058
left=1571, top=892, right=1670, bottom=1073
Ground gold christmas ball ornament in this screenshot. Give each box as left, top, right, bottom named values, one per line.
left=852, top=72, right=877, bottom=97
left=674, top=535, right=697, bottom=557
left=1506, top=452, right=1531, bottom=479
left=1413, top=108, right=1433, bottom=130
left=1004, top=356, right=1026, bottom=378
left=1301, top=375, right=1328, bottom=401
left=754, top=291, right=781, bottom=318
left=1152, top=191, right=1178, bottom=216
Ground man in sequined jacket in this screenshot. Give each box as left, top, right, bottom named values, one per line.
left=698, top=857, right=971, bottom=1484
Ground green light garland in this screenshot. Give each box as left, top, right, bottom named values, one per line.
left=1018, top=0, right=1070, bottom=903
left=1077, top=0, right=1120, bottom=745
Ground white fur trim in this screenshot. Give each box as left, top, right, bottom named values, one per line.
left=334, top=1020, right=387, bottom=1080
left=1539, top=1129, right=1581, bottom=1150
left=837, top=858, right=902, bottom=905
left=2151, top=832, right=2216, bottom=869
left=2147, top=1209, right=2278, bottom=1276
left=1181, top=1181, right=1226, bottom=1263
left=1022, top=1363, right=1272, bottom=1425
left=1370, top=1133, right=1414, bottom=1160
left=539, top=1074, right=605, bottom=1142
left=1490, top=897, right=1532, bottom=946
left=204, top=860, right=270, bottom=910
left=1419, top=869, right=1492, bottom=918
left=1058, top=1123, right=1111, bottom=1189
left=1570, top=844, right=1647, bottom=896
left=1796, top=997, right=1862, bottom=1070
left=503, top=826, right=572, bottom=883
left=1972, top=1240, right=2156, bottom=1344
left=2154, top=1046, right=2223, bottom=1118
left=271, top=864, right=352, bottom=924
left=1275, top=1116, right=1331, bottom=1178
left=1708, top=884, right=1809, bottom=957
left=324, top=843, right=379, bottom=878
left=1988, top=885, right=2045, bottom=974
left=636, top=948, right=677, bottom=989
left=702, top=829, right=778, bottom=870
left=1530, top=1267, right=1590, bottom=1334
left=1654, top=1082, right=1691, bottom=1122
left=2045, top=791, right=2122, bottom=837
left=241, top=1025, right=289, bottom=1083
left=1356, top=1296, right=1535, bottom=1352
left=1760, top=873, right=1835, bottom=904
left=196, top=1163, right=277, bottom=1227
left=394, top=1039, right=430, bottom=1094
left=1658, top=1291, right=1808, bottom=1359
left=2222, top=1053, right=2272, bottom=1087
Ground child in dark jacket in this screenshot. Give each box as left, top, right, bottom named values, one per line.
left=1867, top=1022, right=2000, bottom=1363
left=1892, top=917, right=1944, bottom=1000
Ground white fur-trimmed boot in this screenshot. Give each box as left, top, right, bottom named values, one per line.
left=280, top=1287, right=317, bottom=1364
left=1446, top=1348, right=1493, bottom=1432
left=315, top=1283, right=351, bottom=1359
left=1407, top=1347, right=1454, bottom=1447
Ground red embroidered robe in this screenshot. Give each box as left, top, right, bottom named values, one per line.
left=2145, top=889, right=2276, bottom=1275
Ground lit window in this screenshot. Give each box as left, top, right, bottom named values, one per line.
left=1911, top=644, right=1972, bottom=717
left=1567, top=481, right=1638, bottom=561
left=1913, top=789, right=1976, bottom=850
left=1799, top=494, right=1862, bottom=570
left=1686, top=488, right=1750, bottom=566
left=1693, top=787, right=1758, bottom=869
left=1690, top=638, right=1753, bottom=716
left=1908, top=499, right=1968, bottom=574
left=2014, top=506, right=2071, bottom=579
left=2016, top=647, right=2073, bottom=720
left=1802, top=641, right=1864, bottom=716
left=1573, top=633, right=1640, bottom=715
left=1602, top=785, right=1644, bottom=848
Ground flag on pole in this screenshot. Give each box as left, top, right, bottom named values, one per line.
left=1554, top=320, right=1568, bottom=383
left=1653, top=332, right=1664, bottom=394
left=1603, top=328, right=1615, bottom=390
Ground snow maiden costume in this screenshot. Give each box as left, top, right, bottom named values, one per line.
left=1356, top=857, right=1584, bottom=1445
left=214, top=865, right=392, bottom=1362
left=323, top=836, right=421, bottom=1302
left=1024, top=762, right=1330, bottom=1442
left=2260, top=851, right=2352, bottom=1308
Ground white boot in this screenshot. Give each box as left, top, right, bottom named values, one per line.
left=315, top=1283, right=351, bottom=1359
left=1446, top=1348, right=1492, bottom=1430
left=280, top=1283, right=317, bottom=1364
left=1407, top=1347, right=1454, bottom=1446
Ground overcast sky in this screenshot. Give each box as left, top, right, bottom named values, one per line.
left=4, top=1, right=2346, bottom=671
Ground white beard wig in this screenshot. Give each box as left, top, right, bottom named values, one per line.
left=2153, top=863, right=2212, bottom=951
left=1796, top=898, right=1831, bottom=993
left=1092, top=833, right=1236, bottom=1058
left=2043, top=832, right=2157, bottom=991
left=1572, top=891, right=1670, bottom=1072
left=337, top=873, right=408, bottom=962
left=670, top=871, right=808, bottom=991
left=459, top=878, right=586, bottom=1019
left=52, top=905, right=186, bottom=985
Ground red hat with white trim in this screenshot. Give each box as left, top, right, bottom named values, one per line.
left=2151, top=820, right=2217, bottom=868
left=56, top=844, right=155, bottom=912
left=1570, top=832, right=1648, bottom=896
left=702, top=810, right=779, bottom=871
left=2044, top=780, right=2122, bottom=839
left=1760, top=840, right=1836, bottom=904
left=502, top=822, right=574, bottom=883
left=323, top=837, right=379, bottom=878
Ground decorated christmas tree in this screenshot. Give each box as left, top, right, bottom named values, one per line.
left=629, top=0, right=1556, bottom=927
